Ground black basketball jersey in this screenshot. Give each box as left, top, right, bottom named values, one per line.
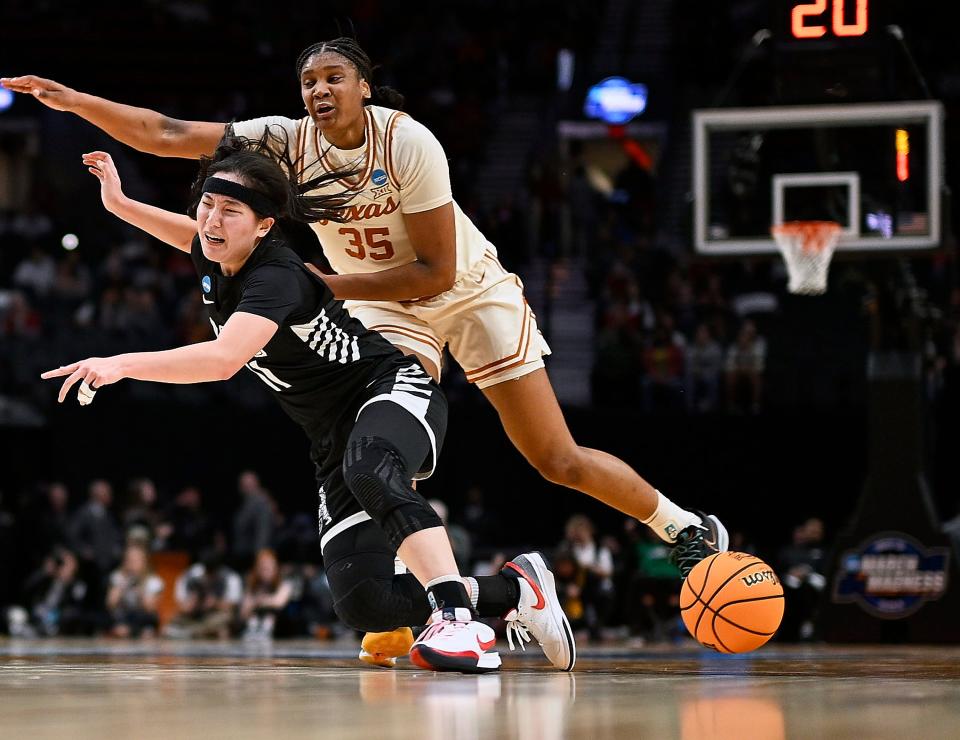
left=189, top=231, right=411, bottom=444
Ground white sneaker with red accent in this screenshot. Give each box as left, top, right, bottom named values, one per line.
left=502, top=552, right=576, bottom=671
left=409, top=607, right=501, bottom=673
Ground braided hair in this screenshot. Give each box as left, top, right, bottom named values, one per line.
left=295, top=36, right=405, bottom=110
left=188, top=126, right=358, bottom=224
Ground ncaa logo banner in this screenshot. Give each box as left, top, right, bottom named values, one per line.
left=832, top=532, right=949, bottom=619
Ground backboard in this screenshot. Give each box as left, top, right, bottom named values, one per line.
left=693, top=101, right=943, bottom=255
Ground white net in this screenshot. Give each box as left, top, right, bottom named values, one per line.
left=771, top=221, right=842, bottom=296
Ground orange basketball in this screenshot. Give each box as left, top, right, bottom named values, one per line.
left=679, top=551, right=785, bottom=653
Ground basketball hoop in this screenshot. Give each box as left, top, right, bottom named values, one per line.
left=771, top=221, right=842, bottom=295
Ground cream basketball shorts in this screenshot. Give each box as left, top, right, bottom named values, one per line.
left=344, top=250, right=551, bottom=388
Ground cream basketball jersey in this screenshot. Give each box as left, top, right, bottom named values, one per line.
left=232, top=106, right=493, bottom=281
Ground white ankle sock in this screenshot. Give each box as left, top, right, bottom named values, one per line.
left=465, top=577, right=480, bottom=609
left=641, top=490, right=702, bottom=543
left=424, top=574, right=468, bottom=589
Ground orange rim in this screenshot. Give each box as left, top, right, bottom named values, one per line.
left=771, top=220, right=841, bottom=253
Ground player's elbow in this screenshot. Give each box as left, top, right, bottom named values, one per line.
left=217, top=360, right=244, bottom=381
left=156, top=117, right=207, bottom=159
left=215, top=353, right=247, bottom=381
left=428, top=262, right=456, bottom=295
left=135, top=116, right=181, bottom=157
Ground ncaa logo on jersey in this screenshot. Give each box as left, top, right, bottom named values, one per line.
left=370, top=168, right=392, bottom=200
left=201, top=276, right=212, bottom=293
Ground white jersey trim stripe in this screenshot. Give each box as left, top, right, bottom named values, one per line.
left=356, top=364, right=438, bottom=480
left=291, top=309, right=362, bottom=366
left=392, top=383, right=432, bottom=396
left=356, top=394, right=437, bottom=481
left=245, top=359, right=292, bottom=391
left=320, top=511, right=373, bottom=553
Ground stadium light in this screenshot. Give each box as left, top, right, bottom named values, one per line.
left=583, top=77, right=648, bottom=125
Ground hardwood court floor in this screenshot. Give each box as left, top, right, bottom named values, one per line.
left=1, top=640, right=958, bottom=739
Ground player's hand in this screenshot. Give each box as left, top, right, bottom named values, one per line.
left=41, top=356, right=127, bottom=404
left=82, top=151, right=126, bottom=213
left=304, top=262, right=331, bottom=279
left=0, top=75, right=80, bottom=112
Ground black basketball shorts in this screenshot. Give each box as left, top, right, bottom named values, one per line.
left=312, top=361, right=447, bottom=555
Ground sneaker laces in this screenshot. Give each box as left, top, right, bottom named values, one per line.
left=420, top=615, right=468, bottom=642
left=442, top=619, right=471, bottom=632
left=503, top=609, right=532, bottom=652
left=433, top=615, right=477, bottom=640
left=669, top=524, right=707, bottom=574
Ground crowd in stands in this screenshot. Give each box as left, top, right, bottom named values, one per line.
left=1, top=473, right=830, bottom=645
left=2, top=473, right=333, bottom=640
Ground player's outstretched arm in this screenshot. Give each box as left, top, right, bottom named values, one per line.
left=0, top=75, right=225, bottom=158
left=41, top=312, right=278, bottom=403
left=83, top=151, right=195, bottom=253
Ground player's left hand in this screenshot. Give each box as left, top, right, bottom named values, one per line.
left=41, top=357, right=127, bottom=404
left=82, top=151, right=126, bottom=213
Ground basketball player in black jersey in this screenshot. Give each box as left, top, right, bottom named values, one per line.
left=41, top=135, right=576, bottom=672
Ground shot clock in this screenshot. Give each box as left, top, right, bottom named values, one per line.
left=775, top=0, right=898, bottom=47
left=791, top=0, right=869, bottom=40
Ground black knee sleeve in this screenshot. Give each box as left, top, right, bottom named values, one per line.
left=343, top=436, right=443, bottom=550
left=329, top=572, right=429, bottom=632
left=324, top=527, right=431, bottom=632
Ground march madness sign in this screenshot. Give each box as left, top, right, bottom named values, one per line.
left=832, top=532, right=950, bottom=619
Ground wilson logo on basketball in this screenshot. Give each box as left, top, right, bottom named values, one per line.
left=319, top=197, right=399, bottom=225
left=741, top=570, right=779, bottom=587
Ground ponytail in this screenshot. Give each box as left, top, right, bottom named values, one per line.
left=189, top=126, right=359, bottom=224
left=370, top=85, right=404, bottom=110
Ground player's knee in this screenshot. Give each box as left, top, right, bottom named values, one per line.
left=342, top=435, right=412, bottom=510
left=342, top=436, right=442, bottom=550
left=332, top=577, right=402, bottom=633
left=532, top=447, right=585, bottom=487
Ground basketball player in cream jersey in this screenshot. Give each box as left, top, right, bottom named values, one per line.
left=229, top=102, right=511, bottom=387
left=4, top=37, right=728, bottom=661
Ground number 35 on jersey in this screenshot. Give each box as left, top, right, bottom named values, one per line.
left=339, top=227, right=395, bottom=262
